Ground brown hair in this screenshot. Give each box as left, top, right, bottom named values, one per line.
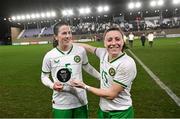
left=103, top=26, right=127, bottom=51
left=103, top=26, right=124, bottom=40
left=52, top=21, right=69, bottom=47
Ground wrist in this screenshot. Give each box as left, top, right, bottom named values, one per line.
left=84, top=85, right=90, bottom=91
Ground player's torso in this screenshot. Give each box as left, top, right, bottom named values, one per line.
left=50, top=47, right=84, bottom=82
left=100, top=53, right=122, bottom=89
left=99, top=52, right=132, bottom=111
left=51, top=54, right=83, bottom=81
left=48, top=46, right=88, bottom=109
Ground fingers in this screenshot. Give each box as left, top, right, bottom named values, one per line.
left=70, top=80, right=80, bottom=86
left=53, top=82, right=64, bottom=91
left=70, top=80, right=85, bottom=89
left=53, top=79, right=86, bottom=91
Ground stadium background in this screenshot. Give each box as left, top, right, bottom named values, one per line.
left=0, top=0, right=180, bottom=117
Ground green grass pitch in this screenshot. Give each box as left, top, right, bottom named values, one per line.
left=0, top=37, right=180, bottom=117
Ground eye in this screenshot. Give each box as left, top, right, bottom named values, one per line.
left=107, top=38, right=112, bottom=42
left=60, top=31, right=66, bottom=35
left=115, top=37, right=121, bottom=41
left=68, top=31, right=72, bottom=35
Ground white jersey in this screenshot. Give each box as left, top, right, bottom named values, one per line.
left=42, top=44, right=88, bottom=109
left=128, top=34, right=134, bottom=41
left=95, top=48, right=137, bottom=111
left=147, top=33, right=154, bottom=41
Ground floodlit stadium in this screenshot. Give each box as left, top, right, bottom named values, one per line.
left=0, top=0, right=180, bottom=118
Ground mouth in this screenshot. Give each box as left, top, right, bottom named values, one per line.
left=64, top=38, right=71, bottom=42
left=108, top=44, right=121, bottom=49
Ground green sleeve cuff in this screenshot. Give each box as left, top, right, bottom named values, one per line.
left=113, top=80, right=127, bottom=88
left=82, top=62, right=89, bottom=65
left=42, top=70, right=50, bottom=74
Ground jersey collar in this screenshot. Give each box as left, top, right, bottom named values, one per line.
left=56, top=45, right=73, bottom=55
left=108, top=52, right=125, bottom=63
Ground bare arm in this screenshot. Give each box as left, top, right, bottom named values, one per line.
left=71, top=80, right=124, bottom=100
left=74, top=43, right=97, bottom=54
left=82, top=63, right=101, bottom=80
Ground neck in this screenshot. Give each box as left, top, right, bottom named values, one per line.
left=58, top=44, right=72, bottom=51
left=109, top=52, right=123, bottom=61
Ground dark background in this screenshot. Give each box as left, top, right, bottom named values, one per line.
left=0, top=0, right=177, bottom=44
left=0, top=0, right=126, bottom=44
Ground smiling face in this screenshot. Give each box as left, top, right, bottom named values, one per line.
left=54, top=25, right=72, bottom=50
left=104, top=30, right=124, bottom=58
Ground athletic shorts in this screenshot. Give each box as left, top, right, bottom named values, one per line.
left=52, top=105, right=88, bottom=118
left=98, top=106, right=134, bottom=118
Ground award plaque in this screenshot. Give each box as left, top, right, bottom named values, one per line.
left=56, top=68, right=71, bottom=83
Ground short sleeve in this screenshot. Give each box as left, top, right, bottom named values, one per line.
left=82, top=48, right=89, bottom=65
left=113, top=60, right=136, bottom=88
left=42, top=53, right=51, bottom=73
left=95, top=48, right=106, bottom=59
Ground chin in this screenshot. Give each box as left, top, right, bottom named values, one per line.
left=109, top=51, right=118, bottom=55
left=112, top=53, right=119, bottom=56
left=111, top=49, right=120, bottom=53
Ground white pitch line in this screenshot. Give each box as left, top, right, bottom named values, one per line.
left=127, top=49, right=180, bottom=107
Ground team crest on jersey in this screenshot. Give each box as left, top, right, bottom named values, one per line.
left=74, top=55, right=81, bottom=63
left=109, top=67, right=116, bottom=76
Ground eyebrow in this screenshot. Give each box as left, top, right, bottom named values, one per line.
left=106, top=36, right=122, bottom=38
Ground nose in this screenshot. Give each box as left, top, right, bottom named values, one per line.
left=66, top=33, right=70, bottom=37
left=66, top=33, right=71, bottom=38
left=111, top=39, right=116, bottom=45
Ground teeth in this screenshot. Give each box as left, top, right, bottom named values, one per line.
left=110, top=46, right=113, bottom=48
left=109, top=45, right=121, bottom=49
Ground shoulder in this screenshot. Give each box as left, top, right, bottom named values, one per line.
left=124, top=54, right=135, bottom=63
left=73, top=44, right=86, bottom=52
left=96, top=48, right=106, bottom=52
left=43, top=48, right=57, bottom=59
left=120, top=54, right=136, bottom=69
left=72, top=44, right=87, bottom=56
left=95, top=48, right=107, bottom=56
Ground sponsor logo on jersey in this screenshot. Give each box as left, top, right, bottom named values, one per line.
left=54, top=59, right=60, bottom=63
left=74, top=55, right=81, bottom=63
left=109, top=67, right=116, bottom=76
